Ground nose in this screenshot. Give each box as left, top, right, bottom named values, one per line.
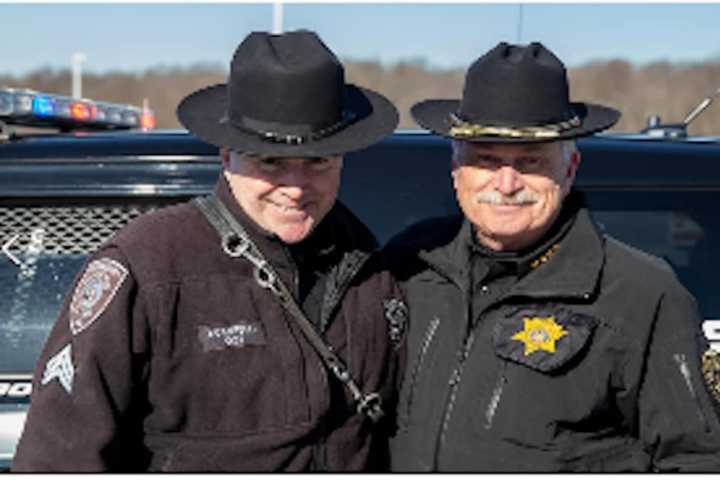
left=493, top=165, right=524, bottom=195
left=279, top=166, right=310, bottom=200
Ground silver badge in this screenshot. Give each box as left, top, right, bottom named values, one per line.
left=69, top=257, right=128, bottom=335
left=41, top=343, right=74, bottom=394
left=383, top=298, right=408, bottom=347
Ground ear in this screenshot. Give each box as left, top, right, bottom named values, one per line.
left=450, top=160, right=460, bottom=190
left=450, top=140, right=461, bottom=184
left=220, top=148, right=231, bottom=169
left=562, top=150, right=581, bottom=195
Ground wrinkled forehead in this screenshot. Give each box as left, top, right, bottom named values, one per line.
left=453, top=140, right=562, bottom=157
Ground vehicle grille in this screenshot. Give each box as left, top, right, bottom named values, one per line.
left=0, top=203, right=175, bottom=256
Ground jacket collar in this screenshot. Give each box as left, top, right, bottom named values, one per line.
left=419, top=192, right=605, bottom=300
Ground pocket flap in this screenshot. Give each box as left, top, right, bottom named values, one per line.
left=493, top=306, right=597, bottom=373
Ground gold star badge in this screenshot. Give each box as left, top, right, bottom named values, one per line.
left=512, top=316, right=568, bottom=356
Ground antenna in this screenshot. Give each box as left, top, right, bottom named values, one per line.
left=272, top=2, right=284, bottom=34
left=683, top=87, right=720, bottom=126
left=71, top=52, right=87, bottom=99
left=516, top=4, right=524, bottom=43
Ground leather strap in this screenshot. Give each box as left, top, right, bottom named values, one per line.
left=193, top=195, right=384, bottom=422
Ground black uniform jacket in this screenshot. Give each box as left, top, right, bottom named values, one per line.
left=386, top=198, right=720, bottom=472
left=12, top=179, right=405, bottom=472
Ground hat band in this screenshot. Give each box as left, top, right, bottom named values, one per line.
left=448, top=113, right=581, bottom=139
left=221, top=110, right=357, bottom=145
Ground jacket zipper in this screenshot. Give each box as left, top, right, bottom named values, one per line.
left=319, top=252, right=370, bottom=333
left=435, top=330, right=476, bottom=462
left=283, top=244, right=329, bottom=471
left=402, top=315, right=441, bottom=429
left=418, top=250, right=594, bottom=467
left=311, top=359, right=330, bottom=471
left=484, top=363, right=507, bottom=430
left=673, top=353, right=711, bottom=432
left=311, top=252, right=371, bottom=471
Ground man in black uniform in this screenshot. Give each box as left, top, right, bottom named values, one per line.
left=388, top=42, right=720, bottom=471
left=13, top=30, right=406, bottom=472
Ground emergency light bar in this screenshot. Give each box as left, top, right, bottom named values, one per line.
left=0, top=87, right=155, bottom=131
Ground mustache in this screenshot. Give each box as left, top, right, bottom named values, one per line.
left=475, top=190, right=540, bottom=206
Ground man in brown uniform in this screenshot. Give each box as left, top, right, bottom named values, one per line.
left=12, top=30, right=404, bottom=472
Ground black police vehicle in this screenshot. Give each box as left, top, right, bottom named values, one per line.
left=1, top=87, right=720, bottom=470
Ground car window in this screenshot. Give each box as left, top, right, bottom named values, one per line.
left=585, top=190, right=719, bottom=319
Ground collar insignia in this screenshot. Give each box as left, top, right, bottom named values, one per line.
left=383, top=298, right=408, bottom=348
left=530, top=243, right=561, bottom=269
left=511, top=316, right=568, bottom=356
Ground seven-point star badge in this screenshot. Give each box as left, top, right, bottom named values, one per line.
left=511, top=316, right=568, bottom=356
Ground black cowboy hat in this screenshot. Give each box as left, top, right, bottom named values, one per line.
left=412, top=42, right=620, bottom=143
left=177, top=30, right=399, bottom=157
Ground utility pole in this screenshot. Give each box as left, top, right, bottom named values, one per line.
left=272, top=2, right=284, bottom=34
left=516, top=4, right=524, bottom=44
left=71, top=52, right=87, bottom=99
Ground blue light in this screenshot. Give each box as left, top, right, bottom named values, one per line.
left=32, top=96, right=55, bottom=116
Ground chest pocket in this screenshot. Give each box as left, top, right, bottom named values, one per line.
left=148, top=274, right=313, bottom=435
left=480, top=305, right=626, bottom=448
left=493, top=305, right=597, bottom=373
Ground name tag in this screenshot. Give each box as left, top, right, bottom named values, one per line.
left=197, top=322, right=267, bottom=352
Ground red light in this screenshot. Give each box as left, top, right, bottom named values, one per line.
left=140, top=110, right=156, bottom=130
left=70, top=102, right=92, bottom=121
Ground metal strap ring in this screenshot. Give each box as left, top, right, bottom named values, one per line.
left=253, top=264, right=276, bottom=289
left=222, top=233, right=250, bottom=258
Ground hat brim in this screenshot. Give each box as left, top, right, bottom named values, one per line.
left=177, top=83, right=398, bottom=157
left=411, top=99, right=620, bottom=143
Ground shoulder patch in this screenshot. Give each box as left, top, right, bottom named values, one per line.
left=383, top=298, right=408, bottom=347
left=41, top=343, right=74, bottom=394
left=69, top=257, right=128, bottom=335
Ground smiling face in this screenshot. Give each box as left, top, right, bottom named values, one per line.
left=451, top=140, right=580, bottom=251
left=222, top=149, right=343, bottom=244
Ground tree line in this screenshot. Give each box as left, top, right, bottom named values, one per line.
left=2, top=58, right=719, bottom=136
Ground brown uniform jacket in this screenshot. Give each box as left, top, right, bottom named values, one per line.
left=12, top=179, right=405, bottom=472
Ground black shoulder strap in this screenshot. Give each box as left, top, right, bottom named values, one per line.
left=192, top=195, right=384, bottom=422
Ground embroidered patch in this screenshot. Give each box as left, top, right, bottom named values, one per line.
left=494, top=306, right=597, bottom=373
left=41, top=344, right=74, bottom=394
left=702, top=349, right=720, bottom=403
left=69, top=257, right=128, bottom=335
left=511, top=316, right=568, bottom=356
left=383, top=298, right=408, bottom=347
left=197, top=322, right=267, bottom=352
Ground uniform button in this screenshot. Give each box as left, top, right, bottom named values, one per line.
left=480, top=285, right=489, bottom=293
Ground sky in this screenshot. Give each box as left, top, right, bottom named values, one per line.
left=2, top=2, right=720, bottom=76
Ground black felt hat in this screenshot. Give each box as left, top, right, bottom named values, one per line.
left=177, top=30, right=398, bottom=156
left=412, top=42, right=620, bottom=143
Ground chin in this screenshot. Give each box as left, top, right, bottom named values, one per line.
left=273, top=221, right=316, bottom=244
